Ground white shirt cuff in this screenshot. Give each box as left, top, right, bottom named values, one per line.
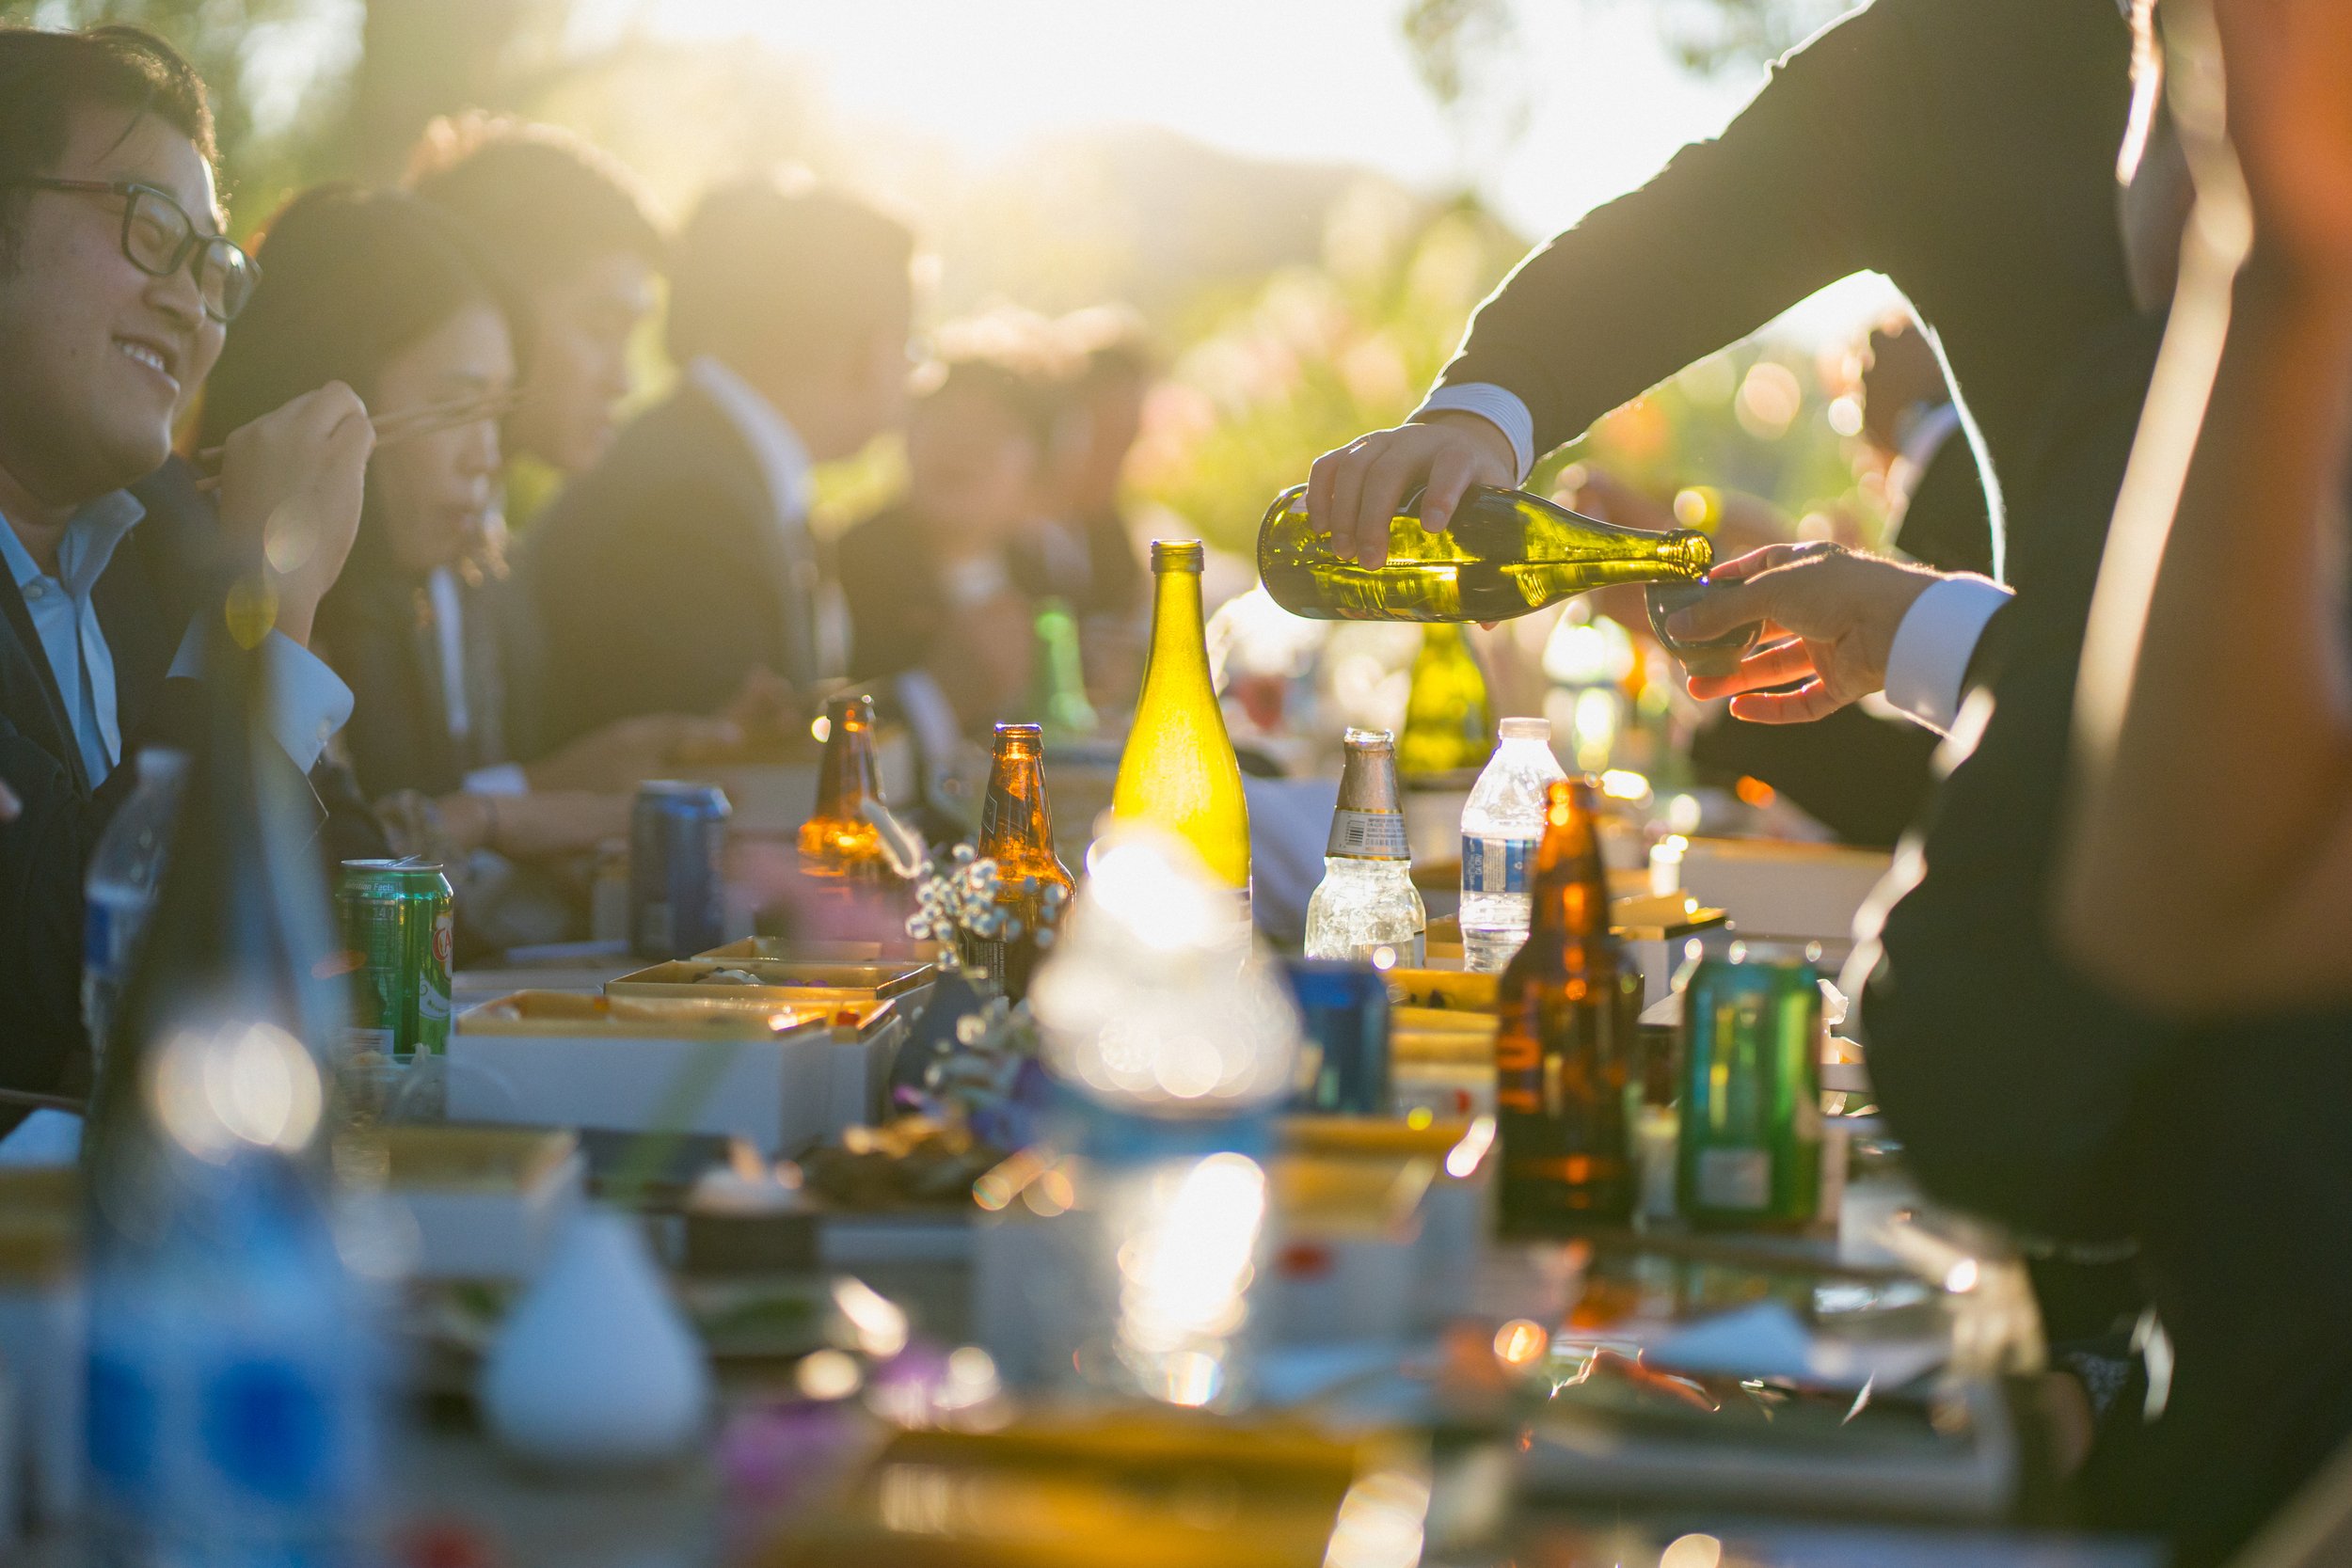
left=170, top=624, right=356, bottom=774
left=1412, top=384, right=1535, bottom=484
left=462, top=764, right=531, bottom=797
left=1882, top=576, right=2014, bottom=734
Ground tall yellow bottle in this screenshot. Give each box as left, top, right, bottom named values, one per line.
left=1397, top=625, right=1495, bottom=782
left=1112, top=540, right=1252, bottom=903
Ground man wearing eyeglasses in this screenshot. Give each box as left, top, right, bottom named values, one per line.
left=0, top=24, right=375, bottom=1105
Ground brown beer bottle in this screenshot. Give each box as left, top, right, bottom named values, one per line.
left=966, top=722, right=1076, bottom=1000
left=799, top=692, right=890, bottom=886
left=1493, top=776, right=1637, bottom=1231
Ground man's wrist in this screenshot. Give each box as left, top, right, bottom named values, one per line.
left=1411, top=383, right=1535, bottom=483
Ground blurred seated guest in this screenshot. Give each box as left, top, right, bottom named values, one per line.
left=1863, top=315, right=1995, bottom=578
left=837, top=321, right=1067, bottom=733
left=405, top=112, right=665, bottom=482
left=199, top=185, right=684, bottom=947
left=404, top=113, right=666, bottom=760
left=1023, top=304, right=1155, bottom=621
left=520, top=174, right=916, bottom=752
left=0, top=25, right=375, bottom=1097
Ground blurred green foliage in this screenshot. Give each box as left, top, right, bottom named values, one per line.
left=4, top=0, right=1892, bottom=560
left=1124, top=190, right=1887, bottom=560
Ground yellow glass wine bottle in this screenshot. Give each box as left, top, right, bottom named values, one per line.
left=1111, top=540, right=1252, bottom=906
left=1258, top=482, right=1710, bottom=622
left=1397, top=625, right=1495, bottom=781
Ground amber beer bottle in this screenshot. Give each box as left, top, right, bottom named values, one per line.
left=1493, top=776, right=1638, bottom=1230
left=1111, top=540, right=1252, bottom=907
left=968, top=723, right=1076, bottom=1000
left=1258, top=483, right=1711, bottom=623
left=799, top=692, right=891, bottom=887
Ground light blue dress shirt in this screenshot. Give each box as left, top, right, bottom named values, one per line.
left=0, top=494, right=144, bottom=785
left=1, top=497, right=356, bottom=789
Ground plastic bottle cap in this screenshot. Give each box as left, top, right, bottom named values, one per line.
left=1498, top=717, right=1550, bottom=741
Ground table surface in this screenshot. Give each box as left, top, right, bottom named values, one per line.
left=21, top=962, right=2164, bottom=1568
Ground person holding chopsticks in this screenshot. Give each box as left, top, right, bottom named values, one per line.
left=0, top=25, right=376, bottom=1104
left=195, top=184, right=735, bottom=951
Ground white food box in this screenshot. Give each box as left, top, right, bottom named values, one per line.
left=448, top=991, right=901, bottom=1158
left=372, top=1126, right=587, bottom=1281
left=1673, top=835, right=1893, bottom=955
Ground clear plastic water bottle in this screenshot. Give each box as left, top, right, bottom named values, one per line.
left=83, top=747, right=186, bottom=1066
left=1459, top=717, right=1568, bottom=972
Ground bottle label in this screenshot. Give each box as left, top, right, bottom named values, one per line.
left=1695, top=1147, right=1772, bottom=1212
left=1460, top=834, right=1534, bottom=896
left=1327, top=809, right=1409, bottom=859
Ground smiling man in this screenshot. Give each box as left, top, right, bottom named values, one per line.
left=0, top=24, right=375, bottom=1101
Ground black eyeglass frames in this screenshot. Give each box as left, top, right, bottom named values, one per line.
left=7, top=178, right=259, bottom=324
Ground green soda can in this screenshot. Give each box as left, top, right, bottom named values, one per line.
left=401, top=860, right=455, bottom=1055
left=1676, top=939, right=1825, bottom=1230
left=338, top=860, right=407, bottom=1056
left=337, top=858, right=454, bottom=1059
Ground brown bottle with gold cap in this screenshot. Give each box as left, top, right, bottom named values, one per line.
left=799, top=692, right=890, bottom=888
left=963, top=722, right=1076, bottom=1000
left=1493, top=775, right=1639, bottom=1231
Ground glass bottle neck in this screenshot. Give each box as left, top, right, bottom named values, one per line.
left=815, top=718, right=881, bottom=819
left=980, top=745, right=1054, bottom=862
left=1142, top=563, right=1212, bottom=699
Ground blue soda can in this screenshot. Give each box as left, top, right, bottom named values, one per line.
left=630, top=781, right=732, bottom=958
left=1282, top=958, right=1392, bottom=1114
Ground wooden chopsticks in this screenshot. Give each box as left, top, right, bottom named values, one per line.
left=191, top=388, right=527, bottom=492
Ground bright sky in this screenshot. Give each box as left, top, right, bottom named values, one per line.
left=568, top=0, right=1899, bottom=341
left=582, top=0, right=1743, bottom=232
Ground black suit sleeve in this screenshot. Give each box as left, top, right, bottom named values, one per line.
left=1436, top=0, right=1904, bottom=453
left=528, top=476, right=785, bottom=751
left=1857, top=326, right=2171, bottom=1243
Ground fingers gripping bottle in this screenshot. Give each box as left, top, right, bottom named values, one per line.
left=1458, top=718, right=1568, bottom=973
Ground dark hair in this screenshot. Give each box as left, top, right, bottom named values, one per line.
left=666, top=174, right=915, bottom=374
left=198, top=183, right=530, bottom=447
left=918, top=309, right=1075, bottom=453
left=0, top=25, right=215, bottom=261
left=405, top=112, right=665, bottom=293
left=1059, top=303, right=1158, bottom=388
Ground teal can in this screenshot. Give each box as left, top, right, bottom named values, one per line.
left=1676, top=939, right=1824, bottom=1230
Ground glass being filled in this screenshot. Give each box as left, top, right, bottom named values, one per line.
left=1257, top=483, right=1712, bottom=623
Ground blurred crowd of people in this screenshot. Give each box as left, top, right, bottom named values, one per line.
left=0, top=21, right=1173, bottom=1055
left=5, top=0, right=2352, bottom=1558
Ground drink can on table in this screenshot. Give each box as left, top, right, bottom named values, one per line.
left=337, top=858, right=453, bottom=1059
left=630, top=781, right=731, bottom=958
left=1281, top=958, right=1392, bottom=1115
left=1676, top=939, right=1825, bottom=1229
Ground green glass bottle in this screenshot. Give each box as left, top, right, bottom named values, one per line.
left=1396, top=625, right=1495, bottom=781
left=1257, top=482, right=1711, bottom=623
left=1025, top=596, right=1099, bottom=740
left=1112, top=540, right=1252, bottom=899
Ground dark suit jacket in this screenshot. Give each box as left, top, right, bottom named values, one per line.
left=1438, top=0, right=2135, bottom=578
left=837, top=503, right=950, bottom=686
left=1892, top=422, right=1995, bottom=578
left=0, top=462, right=388, bottom=1098
left=1854, top=316, right=2352, bottom=1560
left=516, top=381, right=807, bottom=754
left=316, top=561, right=512, bottom=801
